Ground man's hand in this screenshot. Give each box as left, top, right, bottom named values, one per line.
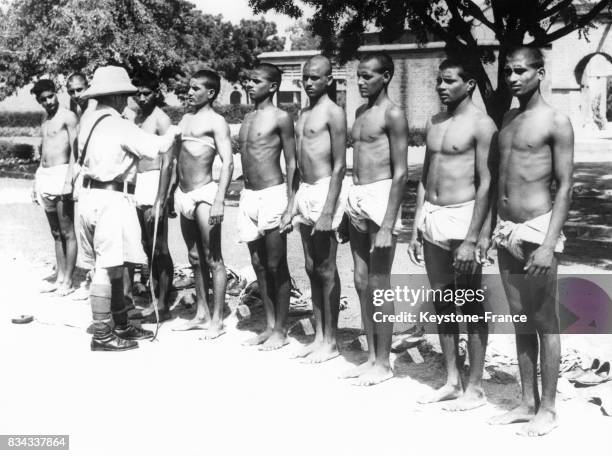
left=279, top=209, right=293, bottom=234
left=407, top=237, right=424, bottom=266
left=525, top=245, right=555, bottom=277
left=312, top=212, right=333, bottom=234
left=371, top=226, right=393, bottom=253
left=145, top=201, right=164, bottom=227
left=453, top=240, right=478, bottom=274
left=209, top=201, right=224, bottom=225
left=475, top=236, right=494, bottom=266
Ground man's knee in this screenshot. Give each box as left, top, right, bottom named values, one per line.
left=353, top=270, right=368, bottom=295
left=314, top=260, right=336, bottom=282
left=304, top=257, right=315, bottom=278
left=187, top=249, right=200, bottom=267
left=266, top=257, right=287, bottom=277
left=204, top=250, right=224, bottom=272
left=50, top=227, right=61, bottom=240
left=60, top=225, right=76, bottom=241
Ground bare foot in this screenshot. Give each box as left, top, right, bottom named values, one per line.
left=488, top=404, right=536, bottom=425
left=302, top=344, right=340, bottom=364
left=171, top=318, right=209, bottom=331
left=39, top=281, right=58, bottom=293
left=200, top=325, right=226, bottom=340
left=351, top=365, right=394, bottom=386
left=442, top=389, right=487, bottom=411
left=242, top=329, right=273, bottom=346
left=56, top=285, right=76, bottom=297
left=259, top=332, right=289, bottom=351
left=290, top=340, right=322, bottom=359
left=417, top=384, right=462, bottom=404
left=338, top=360, right=374, bottom=379
left=517, top=409, right=558, bottom=437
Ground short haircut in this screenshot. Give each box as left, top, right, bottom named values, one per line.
left=132, top=72, right=160, bottom=92
left=256, top=63, right=282, bottom=88
left=67, top=72, right=87, bottom=85
left=508, top=46, right=545, bottom=69
left=360, top=52, right=395, bottom=78
left=439, top=58, right=478, bottom=83
left=133, top=72, right=165, bottom=106
left=192, top=69, right=221, bottom=101
left=305, top=55, right=332, bottom=76
left=31, top=79, right=56, bottom=97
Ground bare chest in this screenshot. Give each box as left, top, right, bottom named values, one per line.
left=240, top=112, right=277, bottom=143
left=352, top=110, right=385, bottom=143
left=41, top=117, right=66, bottom=139
left=427, top=119, right=474, bottom=156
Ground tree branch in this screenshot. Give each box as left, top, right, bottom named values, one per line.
left=411, top=3, right=464, bottom=46
left=456, top=0, right=496, bottom=31
left=537, top=0, right=573, bottom=20
left=533, top=0, right=610, bottom=44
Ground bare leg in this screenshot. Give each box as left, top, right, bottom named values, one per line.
left=443, top=253, right=488, bottom=411
left=259, top=228, right=290, bottom=351
left=56, top=198, right=77, bottom=295
left=352, top=221, right=395, bottom=386
left=417, top=240, right=462, bottom=401
left=302, top=228, right=340, bottom=363
left=489, top=248, right=538, bottom=425
left=43, top=208, right=64, bottom=290
left=291, top=224, right=323, bottom=358
left=243, top=237, right=275, bottom=345
left=339, top=224, right=374, bottom=379
left=194, top=203, right=226, bottom=340
left=140, top=205, right=174, bottom=319
left=173, top=215, right=210, bottom=331
left=518, top=244, right=560, bottom=437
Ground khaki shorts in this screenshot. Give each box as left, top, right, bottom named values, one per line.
left=77, top=188, right=147, bottom=269
left=134, top=169, right=160, bottom=208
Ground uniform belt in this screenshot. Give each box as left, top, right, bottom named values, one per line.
left=83, top=177, right=135, bottom=194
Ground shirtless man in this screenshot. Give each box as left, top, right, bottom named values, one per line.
left=486, top=47, right=573, bottom=437
left=130, top=73, right=174, bottom=322
left=341, top=53, right=408, bottom=385
left=169, top=70, right=233, bottom=339
left=31, top=79, right=78, bottom=296
left=408, top=59, right=497, bottom=409
left=292, top=55, right=347, bottom=363
left=66, top=73, right=92, bottom=121
left=238, top=63, right=297, bottom=350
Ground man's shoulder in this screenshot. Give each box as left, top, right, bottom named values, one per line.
left=383, top=102, right=406, bottom=124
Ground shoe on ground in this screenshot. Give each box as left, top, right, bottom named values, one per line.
left=114, top=324, right=154, bottom=340
left=91, top=334, right=139, bottom=351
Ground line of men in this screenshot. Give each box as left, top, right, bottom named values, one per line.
left=31, top=45, right=572, bottom=437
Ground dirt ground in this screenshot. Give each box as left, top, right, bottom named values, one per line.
left=1, top=177, right=611, bottom=456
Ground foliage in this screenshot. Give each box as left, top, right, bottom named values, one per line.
left=0, top=140, right=35, bottom=160
left=249, top=0, right=612, bottom=124
left=286, top=19, right=321, bottom=50
left=0, top=110, right=44, bottom=127
left=0, top=1, right=284, bottom=99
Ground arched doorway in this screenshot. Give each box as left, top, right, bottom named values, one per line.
left=230, top=91, right=242, bottom=105
left=575, top=53, right=612, bottom=129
